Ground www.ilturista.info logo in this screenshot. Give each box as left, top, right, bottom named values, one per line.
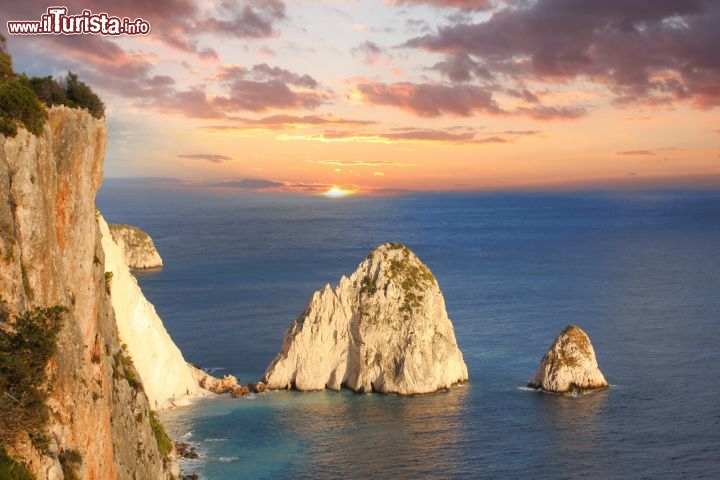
left=7, top=7, right=150, bottom=35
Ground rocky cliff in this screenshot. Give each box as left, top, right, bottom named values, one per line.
left=0, top=107, right=176, bottom=478
left=528, top=325, right=608, bottom=394
left=109, top=223, right=163, bottom=269
left=101, top=216, right=202, bottom=410
left=263, top=243, right=468, bottom=395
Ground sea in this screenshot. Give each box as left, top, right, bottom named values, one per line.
left=97, top=181, right=720, bottom=479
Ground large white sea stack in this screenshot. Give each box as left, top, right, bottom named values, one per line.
left=263, top=243, right=468, bottom=394
left=528, top=325, right=608, bottom=393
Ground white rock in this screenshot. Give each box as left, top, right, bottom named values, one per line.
left=263, top=243, right=468, bottom=395
left=99, top=215, right=205, bottom=409
left=109, top=223, right=163, bottom=269
left=528, top=325, right=608, bottom=393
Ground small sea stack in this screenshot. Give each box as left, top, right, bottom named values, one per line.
left=528, top=325, right=608, bottom=394
left=109, top=223, right=163, bottom=269
left=263, top=243, right=468, bottom=395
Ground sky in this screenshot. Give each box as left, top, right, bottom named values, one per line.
left=2, top=0, right=720, bottom=194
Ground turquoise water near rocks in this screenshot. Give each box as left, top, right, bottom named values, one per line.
left=98, top=183, right=720, bottom=479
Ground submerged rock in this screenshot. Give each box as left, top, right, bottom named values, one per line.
left=174, top=442, right=199, bottom=459
left=263, top=243, right=468, bottom=395
left=528, top=325, right=608, bottom=393
left=248, top=381, right=266, bottom=393
left=230, top=385, right=250, bottom=397
left=109, top=223, right=163, bottom=269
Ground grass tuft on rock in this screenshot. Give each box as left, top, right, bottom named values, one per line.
left=149, top=411, right=173, bottom=458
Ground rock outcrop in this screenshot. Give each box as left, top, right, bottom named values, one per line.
left=187, top=364, right=261, bottom=397
left=528, top=325, right=608, bottom=393
left=101, top=216, right=203, bottom=409
left=263, top=243, right=468, bottom=395
left=109, top=223, right=163, bottom=269
left=0, top=107, right=176, bottom=478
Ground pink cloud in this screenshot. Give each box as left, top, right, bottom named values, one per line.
left=387, top=0, right=494, bottom=10
left=404, top=0, right=720, bottom=108
left=515, top=105, right=587, bottom=120
left=354, top=81, right=503, bottom=117
left=215, top=64, right=327, bottom=112
left=354, top=80, right=584, bottom=120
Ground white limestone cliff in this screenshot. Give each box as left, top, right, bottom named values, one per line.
left=99, top=215, right=203, bottom=409
left=263, top=243, right=468, bottom=395
left=528, top=325, right=608, bottom=393
left=109, top=223, right=163, bottom=269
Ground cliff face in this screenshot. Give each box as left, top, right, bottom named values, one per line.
left=263, top=243, right=468, bottom=395
left=108, top=224, right=163, bottom=269
left=0, top=107, right=175, bottom=479
left=101, top=216, right=201, bottom=409
left=528, top=325, right=608, bottom=394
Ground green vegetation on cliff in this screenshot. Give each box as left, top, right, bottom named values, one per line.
left=112, top=346, right=143, bottom=392
left=0, top=300, right=66, bottom=449
left=149, top=411, right=173, bottom=458
left=0, top=34, right=104, bottom=137
left=29, top=72, right=105, bottom=119
left=382, top=244, right=436, bottom=318
left=0, top=446, right=33, bottom=480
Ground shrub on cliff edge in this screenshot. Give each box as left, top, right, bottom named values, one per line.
left=27, top=72, right=106, bottom=120
left=0, top=35, right=12, bottom=84
left=64, top=72, right=104, bottom=119
left=0, top=79, right=47, bottom=136
left=0, top=34, right=104, bottom=137
left=0, top=35, right=46, bottom=136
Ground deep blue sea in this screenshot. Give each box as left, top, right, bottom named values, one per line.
left=97, top=182, right=720, bottom=479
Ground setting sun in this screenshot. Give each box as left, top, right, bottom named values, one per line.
left=323, top=186, right=352, bottom=198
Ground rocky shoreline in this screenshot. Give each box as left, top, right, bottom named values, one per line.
left=188, top=364, right=266, bottom=398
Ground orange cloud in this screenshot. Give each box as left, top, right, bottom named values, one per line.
left=277, top=127, right=541, bottom=145
left=203, top=115, right=376, bottom=131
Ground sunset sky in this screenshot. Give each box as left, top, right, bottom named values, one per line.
left=3, top=0, right=719, bottom=193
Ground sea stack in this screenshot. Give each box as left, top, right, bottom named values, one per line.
left=528, top=325, right=608, bottom=393
left=263, top=243, right=468, bottom=395
left=109, top=223, right=163, bottom=269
